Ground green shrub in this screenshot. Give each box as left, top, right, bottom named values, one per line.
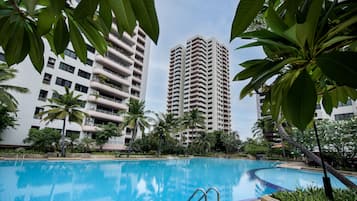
left=272, top=187, right=357, bottom=201
left=23, top=128, right=61, bottom=152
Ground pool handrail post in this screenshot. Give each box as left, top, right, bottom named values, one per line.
left=313, top=121, right=334, bottom=200
left=188, top=188, right=207, bottom=201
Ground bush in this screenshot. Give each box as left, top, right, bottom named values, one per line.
left=272, top=187, right=357, bottom=201
left=23, top=128, right=61, bottom=152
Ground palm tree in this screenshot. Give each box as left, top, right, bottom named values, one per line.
left=39, top=87, right=87, bottom=157
left=152, top=113, right=179, bottom=156
left=182, top=108, right=205, bottom=146
left=0, top=64, right=28, bottom=112
left=119, top=99, right=151, bottom=151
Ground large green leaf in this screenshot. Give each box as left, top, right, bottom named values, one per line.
left=130, top=0, right=159, bottom=44
left=77, top=18, right=107, bottom=55
left=322, top=92, right=333, bottom=115
left=265, top=6, right=288, bottom=34
left=53, top=17, right=69, bottom=54
left=316, top=52, right=357, bottom=88
left=4, top=20, right=27, bottom=65
left=108, top=0, right=136, bottom=35
left=283, top=70, right=317, bottom=130
left=24, top=0, right=37, bottom=15
left=0, top=16, right=17, bottom=49
left=237, top=39, right=299, bottom=53
left=37, top=8, right=55, bottom=36
left=68, top=18, right=87, bottom=63
left=74, top=0, right=99, bottom=18
left=99, top=0, right=113, bottom=31
left=230, top=0, right=264, bottom=40
left=296, top=0, right=323, bottom=48
left=27, top=25, right=44, bottom=73
left=234, top=59, right=270, bottom=81
left=49, top=0, right=65, bottom=15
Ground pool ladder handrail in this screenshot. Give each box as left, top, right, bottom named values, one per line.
left=187, top=187, right=220, bottom=201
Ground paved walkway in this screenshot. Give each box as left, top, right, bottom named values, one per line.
left=277, top=161, right=357, bottom=176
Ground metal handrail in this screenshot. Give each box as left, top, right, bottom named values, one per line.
left=187, top=188, right=207, bottom=201
left=198, top=187, right=220, bottom=201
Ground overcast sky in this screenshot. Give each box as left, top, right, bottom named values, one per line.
left=145, top=0, right=266, bottom=140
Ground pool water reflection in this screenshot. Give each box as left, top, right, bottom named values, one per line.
left=0, top=158, right=276, bottom=201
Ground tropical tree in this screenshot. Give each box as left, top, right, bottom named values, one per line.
left=182, top=108, right=206, bottom=146
left=151, top=113, right=179, bottom=156
left=0, top=0, right=159, bottom=72
left=95, top=122, right=121, bottom=150
left=38, top=87, right=86, bottom=157
left=0, top=64, right=28, bottom=112
left=23, top=128, right=61, bottom=152
left=78, top=137, right=95, bottom=153
left=66, top=131, right=80, bottom=152
left=193, top=131, right=216, bottom=154
left=0, top=105, right=16, bottom=140
left=221, top=132, right=241, bottom=153
left=120, top=99, right=151, bottom=151
left=231, top=0, right=357, bottom=189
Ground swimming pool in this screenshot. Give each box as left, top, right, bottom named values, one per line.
left=0, top=158, right=356, bottom=201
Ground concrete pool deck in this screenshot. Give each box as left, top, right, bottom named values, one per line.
left=277, top=161, right=357, bottom=176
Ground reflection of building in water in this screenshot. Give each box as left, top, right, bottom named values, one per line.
left=0, top=159, right=275, bottom=201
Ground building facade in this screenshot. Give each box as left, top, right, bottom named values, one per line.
left=256, top=94, right=357, bottom=121
left=0, top=25, right=151, bottom=150
left=166, top=35, right=231, bottom=145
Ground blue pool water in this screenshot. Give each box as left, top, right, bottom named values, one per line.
left=0, top=158, right=356, bottom=201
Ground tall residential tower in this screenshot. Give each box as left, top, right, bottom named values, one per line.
left=167, top=35, right=231, bottom=145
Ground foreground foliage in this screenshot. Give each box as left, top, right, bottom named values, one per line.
left=272, top=187, right=357, bottom=201
left=0, top=63, right=28, bottom=112
left=0, top=105, right=16, bottom=139
left=232, top=0, right=357, bottom=130
left=0, top=0, right=159, bottom=72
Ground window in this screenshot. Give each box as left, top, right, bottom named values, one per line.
left=338, top=99, right=353, bottom=107
left=78, top=99, right=86, bottom=108
left=59, top=62, right=75, bottom=73
left=38, top=90, right=48, bottom=101
left=55, top=77, right=72, bottom=88
left=87, top=44, right=95, bottom=53
left=78, top=69, right=91, bottom=79
left=0, top=52, right=4, bottom=62
left=75, top=83, right=88, bottom=93
left=86, top=58, right=93, bottom=66
left=33, top=107, right=44, bottom=119
left=42, top=73, right=52, bottom=84
left=335, top=113, right=354, bottom=121
left=47, top=57, right=56, bottom=68
left=64, top=49, right=77, bottom=59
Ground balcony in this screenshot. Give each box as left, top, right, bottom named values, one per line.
left=108, top=33, right=134, bottom=53
left=92, top=68, right=130, bottom=86
left=106, top=49, right=133, bottom=66
left=90, top=81, right=130, bottom=98
left=95, top=55, right=131, bottom=76
left=88, top=95, right=127, bottom=110
left=86, top=109, right=123, bottom=123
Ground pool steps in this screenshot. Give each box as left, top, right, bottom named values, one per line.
left=188, top=187, right=220, bottom=201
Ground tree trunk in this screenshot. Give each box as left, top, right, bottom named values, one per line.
left=158, top=133, right=162, bottom=157
left=277, top=125, right=357, bottom=190
left=61, top=119, right=66, bottom=157
left=129, top=123, right=138, bottom=153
